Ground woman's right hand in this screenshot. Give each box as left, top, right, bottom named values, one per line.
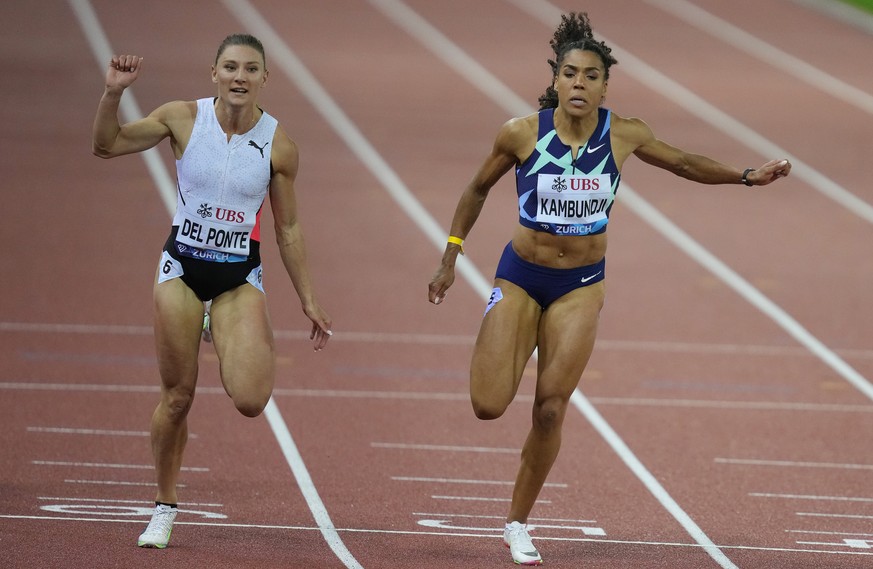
left=428, top=264, right=455, bottom=305
left=105, top=55, right=143, bottom=91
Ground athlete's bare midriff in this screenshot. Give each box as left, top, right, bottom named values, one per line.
left=511, top=224, right=607, bottom=269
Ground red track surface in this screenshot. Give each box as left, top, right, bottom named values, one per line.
left=3, top=1, right=873, bottom=567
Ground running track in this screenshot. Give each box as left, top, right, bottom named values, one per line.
left=3, top=1, right=873, bottom=567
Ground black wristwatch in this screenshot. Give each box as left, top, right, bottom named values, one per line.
left=741, top=168, right=754, bottom=187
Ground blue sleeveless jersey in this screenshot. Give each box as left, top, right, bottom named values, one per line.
left=516, top=107, right=621, bottom=236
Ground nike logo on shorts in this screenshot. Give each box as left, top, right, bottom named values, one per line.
left=580, top=271, right=602, bottom=283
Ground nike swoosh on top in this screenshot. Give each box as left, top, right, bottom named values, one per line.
left=585, top=143, right=605, bottom=154
left=580, top=271, right=602, bottom=283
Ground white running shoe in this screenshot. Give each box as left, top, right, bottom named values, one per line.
left=137, top=504, right=178, bottom=548
left=504, top=521, right=542, bottom=565
left=201, top=301, right=212, bottom=343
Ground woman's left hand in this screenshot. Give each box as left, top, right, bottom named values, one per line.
left=305, top=305, right=332, bottom=351
left=746, top=159, right=791, bottom=186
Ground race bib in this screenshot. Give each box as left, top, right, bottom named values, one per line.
left=174, top=200, right=257, bottom=256
left=535, top=173, right=612, bottom=226
left=157, top=251, right=183, bottom=284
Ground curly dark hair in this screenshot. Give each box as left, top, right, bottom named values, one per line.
left=215, top=34, right=266, bottom=68
left=538, top=13, right=618, bottom=110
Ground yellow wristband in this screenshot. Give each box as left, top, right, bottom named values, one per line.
left=447, top=236, right=465, bottom=255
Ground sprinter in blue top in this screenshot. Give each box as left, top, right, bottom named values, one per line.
left=516, top=105, right=619, bottom=238
left=428, top=12, right=791, bottom=566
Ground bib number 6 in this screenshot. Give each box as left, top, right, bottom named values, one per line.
left=157, top=252, right=184, bottom=284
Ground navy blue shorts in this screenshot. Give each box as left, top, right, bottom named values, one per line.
left=494, top=242, right=605, bottom=309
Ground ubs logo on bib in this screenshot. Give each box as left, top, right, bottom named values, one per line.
left=569, top=178, right=601, bottom=191
left=215, top=208, right=246, bottom=223
left=197, top=203, right=213, bottom=218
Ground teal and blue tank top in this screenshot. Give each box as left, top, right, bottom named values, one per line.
left=516, top=107, right=621, bottom=236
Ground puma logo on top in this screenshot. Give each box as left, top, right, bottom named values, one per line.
left=248, top=140, right=268, bottom=158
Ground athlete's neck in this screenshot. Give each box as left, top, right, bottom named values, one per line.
left=214, top=100, right=260, bottom=138
left=553, top=107, right=599, bottom=152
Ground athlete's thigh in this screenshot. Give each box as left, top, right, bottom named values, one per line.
left=210, top=283, right=275, bottom=396
left=471, top=279, right=542, bottom=404
left=152, top=270, right=204, bottom=392
left=535, top=281, right=605, bottom=400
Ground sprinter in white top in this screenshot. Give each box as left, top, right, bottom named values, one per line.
left=92, top=33, right=332, bottom=550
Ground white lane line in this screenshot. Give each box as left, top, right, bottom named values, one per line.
left=645, top=0, right=873, bottom=115
left=6, top=322, right=873, bottom=360
left=38, top=496, right=222, bottom=507
left=67, top=0, right=175, bottom=212
left=223, top=0, right=491, bottom=297
left=70, top=3, right=359, bottom=568
left=416, top=517, right=605, bottom=535
left=64, top=479, right=183, bottom=487
left=393, top=476, right=567, bottom=488
left=0, top=514, right=323, bottom=531
left=798, top=512, right=873, bottom=520
left=0, top=321, right=475, bottom=346
left=4, top=383, right=225, bottom=395
left=590, top=397, right=873, bottom=413
left=431, top=496, right=536, bottom=503
left=7, top=383, right=161, bottom=393
left=372, top=442, right=518, bottom=454
left=0, top=322, right=154, bottom=335
left=594, top=340, right=867, bottom=358
left=645, top=149, right=873, bottom=373
left=5, top=513, right=873, bottom=556
left=414, top=511, right=595, bottom=523
left=28, top=426, right=197, bottom=440
left=717, top=458, right=873, bottom=470
left=568, top=391, right=740, bottom=568
left=275, top=391, right=873, bottom=414
left=27, top=427, right=150, bottom=437
left=33, top=460, right=208, bottom=472
left=274, top=389, right=472, bottom=401
left=395, top=476, right=515, bottom=485
left=751, top=493, right=873, bottom=503
left=788, top=529, right=873, bottom=537
left=262, top=398, right=363, bottom=569
left=10, top=383, right=873, bottom=414
left=796, top=540, right=873, bottom=548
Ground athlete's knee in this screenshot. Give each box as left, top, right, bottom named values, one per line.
left=159, top=387, right=195, bottom=422
left=531, top=396, right=568, bottom=433
left=228, top=387, right=270, bottom=417
left=471, top=396, right=509, bottom=421
left=223, top=367, right=271, bottom=416
left=472, top=401, right=502, bottom=421
left=221, top=364, right=273, bottom=417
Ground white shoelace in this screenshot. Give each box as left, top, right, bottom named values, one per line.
left=142, top=506, right=176, bottom=538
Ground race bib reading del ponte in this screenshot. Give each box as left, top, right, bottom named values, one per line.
left=174, top=200, right=258, bottom=257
